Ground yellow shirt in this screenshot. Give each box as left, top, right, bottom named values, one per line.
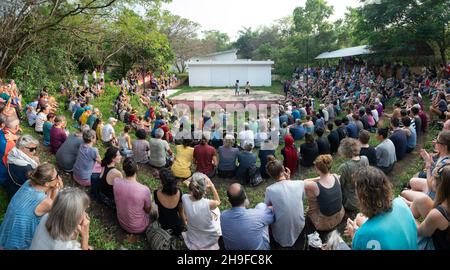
left=171, top=145, right=194, bottom=179
left=80, top=111, right=90, bottom=126
left=96, top=123, right=104, bottom=141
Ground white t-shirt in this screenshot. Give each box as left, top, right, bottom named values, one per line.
left=35, top=112, right=47, bottom=132
left=182, top=194, right=220, bottom=250
left=102, top=124, right=115, bottom=142
left=148, top=138, right=170, bottom=167
left=238, top=130, right=255, bottom=148
left=322, top=109, right=329, bottom=122
left=30, top=214, right=82, bottom=250
left=371, top=109, right=379, bottom=122
left=264, top=180, right=305, bottom=247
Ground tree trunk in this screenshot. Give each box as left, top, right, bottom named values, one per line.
left=439, top=46, right=447, bottom=66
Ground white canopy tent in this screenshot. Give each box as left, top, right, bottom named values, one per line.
left=315, top=45, right=373, bottom=60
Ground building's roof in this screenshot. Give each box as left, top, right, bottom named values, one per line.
left=200, top=49, right=238, bottom=57
left=315, top=45, right=373, bottom=59
left=187, top=60, right=274, bottom=66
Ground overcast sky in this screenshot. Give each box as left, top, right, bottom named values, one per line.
left=163, top=0, right=361, bottom=40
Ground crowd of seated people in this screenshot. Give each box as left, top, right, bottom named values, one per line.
left=0, top=64, right=449, bottom=251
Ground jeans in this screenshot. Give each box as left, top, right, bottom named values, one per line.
left=120, top=149, right=133, bottom=158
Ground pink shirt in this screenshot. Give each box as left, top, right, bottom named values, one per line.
left=113, top=178, right=152, bottom=234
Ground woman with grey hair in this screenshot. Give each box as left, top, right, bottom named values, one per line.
left=236, top=142, right=257, bottom=184
left=4, top=135, right=40, bottom=198
left=337, top=138, right=369, bottom=216
left=182, top=172, right=221, bottom=250
left=30, top=188, right=91, bottom=250
left=149, top=128, right=173, bottom=168
left=217, top=135, right=239, bottom=178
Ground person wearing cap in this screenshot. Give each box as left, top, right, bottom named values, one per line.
left=102, top=117, right=118, bottom=147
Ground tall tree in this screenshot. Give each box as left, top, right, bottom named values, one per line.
left=353, top=0, right=449, bottom=65
left=159, top=11, right=207, bottom=73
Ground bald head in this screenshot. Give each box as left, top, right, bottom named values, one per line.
left=227, top=183, right=247, bottom=207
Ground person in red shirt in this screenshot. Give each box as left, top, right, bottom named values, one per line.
left=159, top=121, right=173, bottom=143
left=193, top=135, right=217, bottom=178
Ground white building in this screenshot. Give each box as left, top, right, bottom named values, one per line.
left=187, top=49, right=274, bottom=87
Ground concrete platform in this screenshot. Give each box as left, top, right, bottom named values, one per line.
left=171, top=89, right=284, bottom=109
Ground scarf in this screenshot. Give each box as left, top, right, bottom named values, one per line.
left=283, top=135, right=298, bottom=175
left=7, top=147, right=39, bottom=169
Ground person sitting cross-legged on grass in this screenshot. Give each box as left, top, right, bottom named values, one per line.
left=338, top=138, right=369, bottom=216
left=132, top=129, right=150, bottom=165
left=55, top=127, right=87, bottom=173
left=42, top=113, right=55, bottom=147
left=358, top=130, right=377, bottom=166
left=95, top=146, right=123, bottom=209
left=264, top=156, right=305, bottom=249
left=149, top=128, right=173, bottom=169
left=50, top=115, right=68, bottom=154
left=172, top=138, right=194, bottom=179
left=344, top=167, right=418, bottom=250
left=4, top=135, right=40, bottom=199
left=182, top=172, right=221, bottom=250
left=221, top=183, right=274, bottom=250
left=114, top=158, right=152, bottom=234
left=217, top=135, right=239, bottom=179
left=401, top=131, right=450, bottom=206
left=375, top=127, right=396, bottom=174
left=30, top=187, right=91, bottom=250
left=193, top=134, right=217, bottom=178
left=236, top=142, right=257, bottom=185
left=72, top=129, right=101, bottom=187
left=153, top=168, right=185, bottom=238
left=304, top=155, right=345, bottom=232
left=299, top=133, right=319, bottom=168
left=0, top=163, right=63, bottom=250
left=413, top=165, right=450, bottom=250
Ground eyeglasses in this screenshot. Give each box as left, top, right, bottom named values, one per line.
left=26, top=146, right=37, bottom=152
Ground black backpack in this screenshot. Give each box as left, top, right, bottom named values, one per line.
left=244, top=165, right=264, bottom=187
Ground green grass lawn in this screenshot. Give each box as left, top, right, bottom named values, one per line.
left=0, top=80, right=439, bottom=249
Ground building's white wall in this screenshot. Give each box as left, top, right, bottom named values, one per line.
left=188, top=64, right=272, bottom=87
left=188, top=66, right=211, bottom=86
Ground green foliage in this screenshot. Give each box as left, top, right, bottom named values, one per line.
left=202, top=30, right=233, bottom=52
left=351, top=0, right=449, bottom=65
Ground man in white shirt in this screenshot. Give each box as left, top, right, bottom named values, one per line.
left=238, top=123, right=254, bottom=149
left=102, top=117, right=118, bottom=147
left=320, top=104, right=329, bottom=123
left=92, top=68, right=97, bottom=83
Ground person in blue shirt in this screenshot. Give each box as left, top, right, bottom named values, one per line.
left=343, top=117, right=358, bottom=139
left=220, top=183, right=274, bottom=250
left=314, top=114, right=325, bottom=131
left=389, top=118, right=408, bottom=161
left=289, top=119, right=306, bottom=141
left=345, top=167, right=418, bottom=250
left=402, top=117, right=416, bottom=153
left=279, top=111, right=288, bottom=126
left=291, top=109, right=301, bottom=122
